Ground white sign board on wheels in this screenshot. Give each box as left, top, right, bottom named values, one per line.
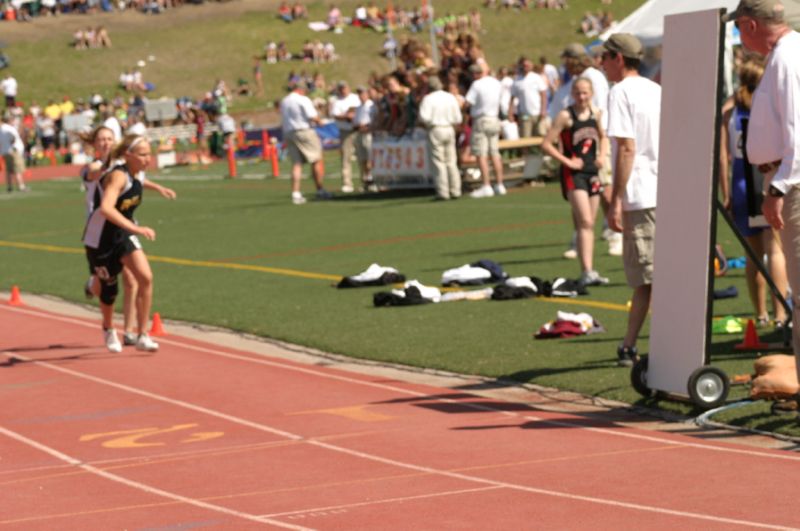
left=647, top=8, right=724, bottom=395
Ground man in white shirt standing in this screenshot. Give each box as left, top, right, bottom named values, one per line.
left=280, top=83, right=331, bottom=205
left=353, top=86, right=376, bottom=191
left=329, top=81, right=361, bottom=193
left=1, top=74, right=17, bottom=109
left=508, top=57, right=548, bottom=139
left=419, top=76, right=463, bottom=201
left=730, top=0, right=800, bottom=377
left=0, top=112, right=28, bottom=193
left=602, top=33, right=661, bottom=367
left=465, top=63, right=505, bottom=198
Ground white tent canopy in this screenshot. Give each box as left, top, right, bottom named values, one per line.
left=600, top=0, right=800, bottom=46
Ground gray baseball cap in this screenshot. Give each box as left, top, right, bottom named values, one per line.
left=601, top=33, right=644, bottom=60
left=722, top=0, right=785, bottom=22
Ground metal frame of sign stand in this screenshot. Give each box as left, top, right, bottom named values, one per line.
left=627, top=8, right=791, bottom=410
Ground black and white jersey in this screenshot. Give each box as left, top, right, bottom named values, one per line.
left=82, top=164, right=143, bottom=250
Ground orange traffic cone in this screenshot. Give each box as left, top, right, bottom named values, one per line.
left=149, top=312, right=167, bottom=336
left=8, top=285, right=23, bottom=306
left=735, top=319, right=768, bottom=350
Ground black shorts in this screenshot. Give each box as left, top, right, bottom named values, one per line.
left=560, top=170, right=602, bottom=200
left=85, top=232, right=141, bottom=281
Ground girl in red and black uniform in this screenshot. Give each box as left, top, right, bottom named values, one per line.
left=83, top=134, right=175, bottom=353
left=542, top=77, right=610, bottom=286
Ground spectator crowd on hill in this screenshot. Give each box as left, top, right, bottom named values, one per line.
left=1, top=0, right=229, bottom=20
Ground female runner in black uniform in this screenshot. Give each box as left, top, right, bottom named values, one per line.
left=83, top=134, right=175, bottom=352
left=542, top=77, right=609, bottom=286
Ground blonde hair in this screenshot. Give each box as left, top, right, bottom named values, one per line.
left=110, top=134, right=149, bottom=159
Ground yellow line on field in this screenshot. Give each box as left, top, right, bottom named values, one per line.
left=536, top=295, right=630, bottom=313
left=0, top=240, right=341, bottom=281
left=0, top=239, right=630, bottom=312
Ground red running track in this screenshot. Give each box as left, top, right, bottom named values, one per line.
left=1, top=301, right=799, bottom=530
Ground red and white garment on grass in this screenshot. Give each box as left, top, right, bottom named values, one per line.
left=534, top=311, right=605, bottom=339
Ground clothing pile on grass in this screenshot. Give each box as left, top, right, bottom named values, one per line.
left=340, top=260, right=604, bottom=338
left=362, top=260, right=589, bottom=307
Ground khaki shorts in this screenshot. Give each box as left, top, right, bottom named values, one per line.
left=3, top=151, right=25, bottom=174
left=470, top=115, right=500, bottom=157
left=354, top=131, right=372, bottom=163
left=622, top=208, right=656, bottom=288
left=286, top=129, right=322, bottom=164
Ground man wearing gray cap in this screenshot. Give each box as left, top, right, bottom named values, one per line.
left=727, top=0, right=800, bottom=385
left=601, top=33, right=661, bottom=367
left=419, top=76, right=463, bottom=200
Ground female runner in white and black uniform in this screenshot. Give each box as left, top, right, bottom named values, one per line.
left=542, top=77, right=609, bottom=287
left=83, top=134, right=175, bottom=353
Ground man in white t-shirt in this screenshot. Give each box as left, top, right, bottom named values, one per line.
left=602, top=33, right=661, bottom=367
left=419, top=76, right=463, bottom=200
left=329, top=81, right=362, bottom=193
left=352, top=86, right=376, bottom=191
left=465, top=63, right=505, bottom=198
left=0, top=112, right=28, bottom=192
left=730, top=0, right=800, bottom=377
left=509, top=58, right=548, bottom=138
left=1, top=74, right=18, bottom=109
left=280, top=83, right=331, bottom=205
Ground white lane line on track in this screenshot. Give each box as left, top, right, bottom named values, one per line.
left=0, top=425, right=311, bottom=530
left=3, top=304, right=800, bottom=529
left=260, top=485, right=504, bottom=519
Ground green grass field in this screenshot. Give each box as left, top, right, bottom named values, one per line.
left=3, top=159, right=798, bottom=437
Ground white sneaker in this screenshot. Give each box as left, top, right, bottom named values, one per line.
left=291, top=192, right=306, bottom=205
left=104, top=329, right=122, bottom=353
left=493, top=183, right=507, bottom=196
left=581, top=270, right=609, bottom=286
left=136, top=334, right=159, bottom=352
left=470, top=185, right=495, bottom=198
left=562, top=248, right=578, bottom=260
left=123, top=332, right=138, bottom=346
left=341, top=184, right=355, bottom=193
left=608, top=233, right=623, bottom=256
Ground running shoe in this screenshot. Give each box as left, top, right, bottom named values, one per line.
left=469, top=185, right=495, bottom=198
left=608, top=233, right=623, bottom=256
left=291, top=192, right=307, bottom=205
left=104, top=329, right=122, bottom=353
left=316, top=189, right=333, bottom=200
left=341, top=184, right=355, bottom=193
left=581, top=270, right=609, bottom=287
left=562, top=248, right=578, bottom=260
left=123, top=332, right=138, bottom=346
left=617, top=345, right=638, bottom=367
left=493, top=183, right=507, bottom=196
left=136, top=334, right=159, bottom=352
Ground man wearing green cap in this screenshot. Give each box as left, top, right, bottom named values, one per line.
left=601, top=33, right=661, bottom=367
left=726, top=0, right=800, bottom=383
